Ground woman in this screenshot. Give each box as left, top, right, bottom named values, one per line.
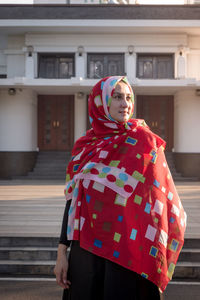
left=54, top=76, right=186, bottom=299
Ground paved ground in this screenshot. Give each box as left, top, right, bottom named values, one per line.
left=0, top=280, right=200, bottom=300
left=0, top=179, right=200, bottom=300
left=0, top=180, right=65, bottom=237
left=0, top=280, right=63, bottom=300
left=0, top=179, right=199, bottom=238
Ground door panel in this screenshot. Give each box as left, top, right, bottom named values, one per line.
left=38, top=95, right=74, bottom=151
left=56, top=96, right=74, bottom=150
left=136, top=96, right=174, bottom=151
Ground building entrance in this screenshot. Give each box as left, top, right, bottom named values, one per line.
left=38, top=95, right=74, bottom=151
left=136, top=96, right=174, bottom=151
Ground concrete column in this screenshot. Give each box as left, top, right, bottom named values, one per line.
left=75, top=52, right=86, bottom=79
left=74, top=93, right=87, bottom=142
left=0, top=89, right=38, bottom=151
left=126, top=52, right=136, bottom=84
left=177, top=52, right=186, bottom=79
left=25, top=51, right=34, bottom=79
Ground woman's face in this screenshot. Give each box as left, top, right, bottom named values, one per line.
left=109, top=81, right=133, bottom=123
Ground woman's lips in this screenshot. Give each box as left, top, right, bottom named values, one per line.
left=120, top=111, right=128, bottom=114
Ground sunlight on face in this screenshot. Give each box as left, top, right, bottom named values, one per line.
left=109, top=81, right=133, bottom=123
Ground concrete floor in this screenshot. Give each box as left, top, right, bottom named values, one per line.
left=0, top=179, right=200, bottom=300
left=0, top=280, right=63, bottom=300
left=0, top=179, right=199, bottom=238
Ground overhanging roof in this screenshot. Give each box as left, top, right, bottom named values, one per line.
left=0, top=4, right=200, bottom=20
left=0, top=5, right=200, bottom=35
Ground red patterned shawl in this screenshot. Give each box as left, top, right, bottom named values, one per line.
left=64, top=76, right=186, bottom=293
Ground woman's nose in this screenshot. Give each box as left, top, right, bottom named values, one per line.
left=121, top=97, right=129, bottom=107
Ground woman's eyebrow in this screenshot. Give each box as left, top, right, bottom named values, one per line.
left=113, top=92, right=131, bottom=96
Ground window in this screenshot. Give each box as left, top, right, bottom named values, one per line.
left=87, top=53, right=125, bottom=79
left=38, top=53, right=75, bottom=79
left=137, top=54, right=174, bottom=79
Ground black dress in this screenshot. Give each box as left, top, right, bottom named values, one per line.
left=59, top=201, right=162, bottom=300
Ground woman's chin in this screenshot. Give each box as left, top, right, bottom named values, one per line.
left=117, top=118, right=129, bottom=123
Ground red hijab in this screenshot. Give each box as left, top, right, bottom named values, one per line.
left=65, top=76, right=186, bottom=293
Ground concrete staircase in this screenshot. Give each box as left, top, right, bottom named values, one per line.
left=165, top=152, right=198, bottom=181
left=0, top=237, right=59, bottom=279
left=0, top=236, right=200, bottom=299
left=0, top=237, right=63, bottom=300
left=16, top=151, right=71, bottom=180
left=165, top=238, right=200, bottom=300
left=15, top=151, right=197, bottom=181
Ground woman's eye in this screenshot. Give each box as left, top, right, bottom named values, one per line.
left=114, top=95, right=121, bottom=100
left=113, top=94, right=132, bottom=101
left=126, top=96, right=132, bottom=101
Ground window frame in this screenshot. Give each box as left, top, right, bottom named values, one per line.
left=136, top=53, right=174, bottom=79
left=87, top=53, right=125, bottom=79
left=38, top=53, right=75, bottom=79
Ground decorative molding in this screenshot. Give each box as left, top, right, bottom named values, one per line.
left=4, top=49, right=24, bottom=55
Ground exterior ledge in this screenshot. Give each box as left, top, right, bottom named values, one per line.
left=133, top=78, right=199, bottom=87
left=0, top=77, right=199, bottom=88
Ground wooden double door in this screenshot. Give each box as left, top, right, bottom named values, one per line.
left=38, top=95, right=74, bottom=151
left=137, top=96, right=174, bottom=151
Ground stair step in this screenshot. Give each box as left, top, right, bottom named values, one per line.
left=1, top=260, right=200, bottom=279
left=174, top=262, right=200, bottom=279
left=28, top=169, right=66, bottom=173
left=184, top=239, right=200, bottom=249
left=26, top=176, right=66, bottom=180
left=1, top=236, right=199, bottom=249
left=27, top=171, right=65, bottom=175
left=33, top=165, right=67, bottom=170
left=0, top=237, right=59, bottom=247
left=165, top=280, right=200, bottom=300
left=0, top=247, right=57, bottom=261
left=0, top=247, right=199, bottom=263
left=0, top=276, right=55, bottom=281
left=178, top=248, right=200, bottom=262
left=0, top=260, right=55, bottom=276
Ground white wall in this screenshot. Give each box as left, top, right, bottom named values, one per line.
left=0, top=89, right=38, bottom=151
left=7, top=54, right=25, bottom=78
left=6, top=35, right=25, bottom=78
left=26, top=33, right=187, bottom=49
left=187, top=36, right=200, bottom=80
left=25, top=32, right=187, bottom=82
left=174, top=89, right=200, bottom=153
left=187, top=54, right=200, bottom=80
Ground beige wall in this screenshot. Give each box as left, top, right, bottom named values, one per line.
left=0, top=89, right=38, bottom=151
left=6, top=36, right=25, bottom=78
left=187, top=36, right=200, bottom=80
left=174, top=89, right=200, bottom=153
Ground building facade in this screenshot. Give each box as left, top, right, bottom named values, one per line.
left=0, top=4, right=200, bottom=178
